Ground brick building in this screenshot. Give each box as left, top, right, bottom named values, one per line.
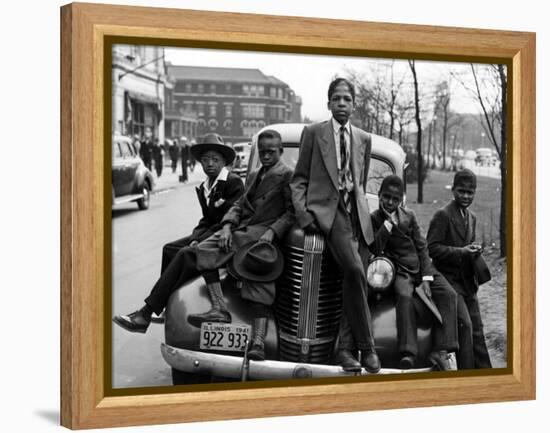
left=166, top=65, right=302, bottom=144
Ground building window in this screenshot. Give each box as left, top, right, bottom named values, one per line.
left=210, top=84, right=216, bottom=94
left=225, top=105, right=232, bottom=118
left=208, top=119, right=218, bottom=130
left=224, top=119, right=233, bottom=130
left=197, top=119, right=207, bottom=134
left=209, top=104, right=217, bottom=117
left=197, top=103, right=205, bottom=116
left=258, top=85, right=264, bottom=96
left=242, top=104, right=265, bottom=118
left=270, top=87, right=276, bottom=98
left=185, top=83, right=192, bottom=93
left=242, top=84, right=249, bottom=95
left=258, top=121, right=265, bottom=129
left=198, top=83, right=204, bottom=93
left=241, top=120, right=249, bottom=129
left=278, top=88, right=283, bottom=99
left=225, top=84, right=232, bottom=93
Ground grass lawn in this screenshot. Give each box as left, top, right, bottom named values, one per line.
left=405, top=170, right=507, bottom=368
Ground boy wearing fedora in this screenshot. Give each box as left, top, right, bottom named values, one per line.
left=114, top=130, right=294, bottom=361
left=290, top=78, right=380, bottom=373
left=427, top=169, right=492, bottom=369
left=159, top=133, right=244, bottom=274
left=361, top=175, right=459, bottom=370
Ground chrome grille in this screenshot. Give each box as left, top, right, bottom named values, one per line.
left=275, top=232, right=343, bottom=363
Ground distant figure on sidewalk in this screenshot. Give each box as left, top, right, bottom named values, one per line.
left=140, top=127, right=154, bottom=171
left=132, top=134, right=141, bottom=155
left=180, top=138, right=190, bottom=183
left=153, top=138, right=164, bottom=177
left=168, top=138, right=179, bottom=173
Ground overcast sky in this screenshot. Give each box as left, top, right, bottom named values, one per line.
left=165, top=47, right=499, bottom=122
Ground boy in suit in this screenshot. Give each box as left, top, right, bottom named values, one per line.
left=368, top=175, right=459, bottom=370
left=290, top=78, right=380, bottom=373
left=160, top=133, right=244, bottom=274
left=114, top=130, right=294, bottom=360
left=427, top=169, right=492, bottom=369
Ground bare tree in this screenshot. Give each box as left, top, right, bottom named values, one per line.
left=409, top=60, right=424, bottom=203
left=454, top=64, right=507, bottom=256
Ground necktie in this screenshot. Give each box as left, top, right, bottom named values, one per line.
left=339, top=126, right=352, bottom=213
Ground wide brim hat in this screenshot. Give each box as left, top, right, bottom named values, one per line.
left=191, top=133, right=236, bottom=165
left=228, top=241, right=284, bottom=282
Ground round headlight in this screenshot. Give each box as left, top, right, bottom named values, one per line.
left=366, top=257, right=396, bottom=292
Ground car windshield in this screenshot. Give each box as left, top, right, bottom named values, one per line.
left=249, top=145, right=395, bottom=193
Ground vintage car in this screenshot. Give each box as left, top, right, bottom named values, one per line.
left=231, top=142, right=251, bottom=178
left=112, top=134, right=154, bottom=210
left=161, top=123, right=438, bottom=384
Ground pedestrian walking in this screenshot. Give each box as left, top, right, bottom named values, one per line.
left=169, top=138, right=179, bottom=173
left=180, top=138, right=190, bottom=182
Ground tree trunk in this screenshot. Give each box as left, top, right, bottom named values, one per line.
left=499, top=64, right=507, bottom=257
left=409, top=60, right=423, bottom=203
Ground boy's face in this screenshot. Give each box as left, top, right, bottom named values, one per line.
left=199, top=150, right=226, bottom=179
left=327, top=83, right=355, bottom=125
left=379, top=185, right=403, bottom=214
left=452, top=181, right=476, bottom=209
left=257, top=137, right=282, bottom=168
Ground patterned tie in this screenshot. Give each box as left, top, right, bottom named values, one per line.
left=339, top=126, right=352, bottom=213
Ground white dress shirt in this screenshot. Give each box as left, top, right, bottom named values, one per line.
left=202, top=166, right=229, bottom=202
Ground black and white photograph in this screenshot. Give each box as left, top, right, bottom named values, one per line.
left=110, top=43, right=507, bottom=389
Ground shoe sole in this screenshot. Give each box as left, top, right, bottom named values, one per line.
left=150, top=316, right=165, bottom=324
left=428, top=354, right=450, bottom=371
left=112, top=316, right=148, bottom=334
left=187, top=316, right=231, bottom=328
left=341, top=365, right=362, bottom=373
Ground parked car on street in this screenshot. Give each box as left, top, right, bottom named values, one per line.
left=112, top=134, right=155, bottom=210
left=231, top=142, right=251, bottom=177
left=475, top=147, right=496, bottom=167
left=161, top=123, right=439, bottom=384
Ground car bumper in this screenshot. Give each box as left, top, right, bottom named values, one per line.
left=161, top=343, right=434, bottom=380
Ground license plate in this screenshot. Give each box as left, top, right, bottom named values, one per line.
left=199, top=323, right=251, bottom=352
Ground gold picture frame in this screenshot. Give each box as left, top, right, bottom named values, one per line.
left=61, top=2, right=535, bottom=429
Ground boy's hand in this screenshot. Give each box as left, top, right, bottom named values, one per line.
left=259, top=228, right=275, bottom=243
left=463, top=244, right=482, bottom=257
left=420, top=281, right=432, bottom=298
left=219, top=224, right=233, bottom=252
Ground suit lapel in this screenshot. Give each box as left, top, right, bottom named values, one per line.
left=253, top=160, right=284, bottom=198
left=350, top=125, right=365, bottom=187
left=450, top=201, right=468, bottom=241
left=319, top=121, right=339, bottom=190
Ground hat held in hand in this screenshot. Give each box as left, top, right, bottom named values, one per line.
left=228, top=241, right=284, bottom=282
left=191, top=133, right=236, bottom=165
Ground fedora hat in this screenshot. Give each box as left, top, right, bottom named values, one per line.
left=191, top=133, right=236, bottom=165
left=228, top=241, right=284, bottom=282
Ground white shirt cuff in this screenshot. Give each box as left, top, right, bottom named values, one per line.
left=422, top=275, right=434, bottom=282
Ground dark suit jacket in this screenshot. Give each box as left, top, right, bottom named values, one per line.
left=191, top=172, right=244, bottom=243
left=427, top=200, right=477, bottom=295
left=370, top=207, right=435, bottom=279
left=290, top=120, right=374, bottom=244
left=222, top=159, right=295, bottom=241
left=195, top=159, right=295, bottom=278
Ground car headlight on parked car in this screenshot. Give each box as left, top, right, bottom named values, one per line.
left=366, top=257, right=395, bottom=292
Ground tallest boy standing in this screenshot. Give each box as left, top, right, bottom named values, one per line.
left=290, top=78, right=380, bottom=373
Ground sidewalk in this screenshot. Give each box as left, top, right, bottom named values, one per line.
left=151, top=163, right=206, bottom=194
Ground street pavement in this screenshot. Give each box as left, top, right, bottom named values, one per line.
left=111, top=165, right=208, bottom=389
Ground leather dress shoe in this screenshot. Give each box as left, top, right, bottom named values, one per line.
left=335, top=349, right=362, bottom=372
left=113, top=310, right=151, bottom=333
left=429, top=350, right=452, bottom=371
left=361, top=349, right=381, bottom=374
left=399, top=354, right=416, bottom=370
left=150, top=310, right=165, bottom=324
left=187, top=308, right=231, bottom=328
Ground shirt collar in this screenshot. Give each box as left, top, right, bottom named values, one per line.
left=202, top=166, right=229, bottom=192
left=331, top=117, right=351, bottom=134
